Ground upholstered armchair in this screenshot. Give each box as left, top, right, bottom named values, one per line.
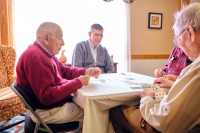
left=0, top=45, right=26, bottom=125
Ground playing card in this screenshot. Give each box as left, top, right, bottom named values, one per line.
left=142, top=84, right=158, bottom=93
left=142, top=84, right=166, bottom=102
left=99, top=79, right=111, bottom=84
left=154, top=89, right=166, bottom=102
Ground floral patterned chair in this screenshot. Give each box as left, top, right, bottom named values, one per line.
left=0, top=45, right=26, bottom=131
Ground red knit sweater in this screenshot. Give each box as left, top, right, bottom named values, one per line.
left=16, top=42, right=86, bottom=109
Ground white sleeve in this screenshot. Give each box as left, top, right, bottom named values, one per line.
left=140, top=66, right=200, bottom=133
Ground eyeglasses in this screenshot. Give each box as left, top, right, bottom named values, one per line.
left=92, top=33, right=103, bottom=37
left=172, top=29, right=186, bottom=46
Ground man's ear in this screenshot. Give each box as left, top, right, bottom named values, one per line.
left=88, top=32, right=91, bottom=37
left=187, top=26, right=196, bottom=42
left=44, top=35, right=48, bottom=44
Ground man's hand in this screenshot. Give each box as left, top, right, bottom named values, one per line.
left=153, top=77, right=174, bottom=88
left=163, top=74, right=177, bottom=81
left=85, top=67, right=101, bottom=78
left=154, top=69, right=166, bottom=78
left=78, top=75, right=90, bottom=86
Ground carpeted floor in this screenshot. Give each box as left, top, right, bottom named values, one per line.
left=0, top=115, right=81, bottom=133
left=0, top=115, right=25, bottom=133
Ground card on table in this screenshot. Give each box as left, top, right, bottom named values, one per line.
left=117, top=78, right=143, bottom=85
left=142, top=84, right=166, bottom=102
left=99, top=79, right=111, bottom=84
left=130, top=86, right=142, bottom=89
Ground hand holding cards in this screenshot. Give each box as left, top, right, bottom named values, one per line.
left=142, top=84, right=166, bottom=102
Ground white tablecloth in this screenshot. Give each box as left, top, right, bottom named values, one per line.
left=73, top=72, right=155, bottom=133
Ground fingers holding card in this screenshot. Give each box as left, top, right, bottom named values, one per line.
left=142, top=84, right=166, bottom=102
left=154, top=89, right=166, bottom=101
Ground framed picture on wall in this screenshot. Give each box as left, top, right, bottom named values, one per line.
left=148, top=12, right=163, bottom=29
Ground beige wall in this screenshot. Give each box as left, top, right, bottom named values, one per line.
left=130, top=0, right=179, bottom=56
left=130, top=0, right=180, bottom=76
left=131, top=59, right=167, bottom=77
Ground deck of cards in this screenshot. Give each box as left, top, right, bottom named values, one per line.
left=142, top=84, right=166, bottom=102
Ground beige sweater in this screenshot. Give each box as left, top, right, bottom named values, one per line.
left=140, top=55, right=200, bottom=133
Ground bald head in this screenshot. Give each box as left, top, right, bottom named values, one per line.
left=35, top=22, right=64, bottom=55
left=36, top=22, right=61, bottom=41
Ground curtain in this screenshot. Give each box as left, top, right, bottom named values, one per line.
left=0, top=0, right=13, bottom=46
left=14, top=0, right=130, bottom=73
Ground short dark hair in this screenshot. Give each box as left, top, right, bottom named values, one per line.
left=90, top=24, right=104, bottom=31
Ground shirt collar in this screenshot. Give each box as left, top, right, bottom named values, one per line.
left=36, top=41, right=52, bottom=56
left=88, top=39, right=99, bottom=49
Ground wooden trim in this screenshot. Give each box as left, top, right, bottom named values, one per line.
left=112, top=62, right=118, bottom=73
left=131, top=54, right=170, bottom=59
left=178, top=0, right=190, bottom=10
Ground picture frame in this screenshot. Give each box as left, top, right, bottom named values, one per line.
left=148, top=12, right=163, bottom=29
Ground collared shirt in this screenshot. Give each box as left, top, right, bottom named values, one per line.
left=72, top=40, right=114, bottom=73
left=162, top=46, right=192, bottom=76
left=36, top=41, right=52, bottom=56
left=88, top=39, right=99, bottom=64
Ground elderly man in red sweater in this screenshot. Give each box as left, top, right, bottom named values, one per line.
left=16, top=22, right=101, bottom=130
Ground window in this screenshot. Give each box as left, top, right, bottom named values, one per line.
left=14, top=0, right=130, bottom=72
